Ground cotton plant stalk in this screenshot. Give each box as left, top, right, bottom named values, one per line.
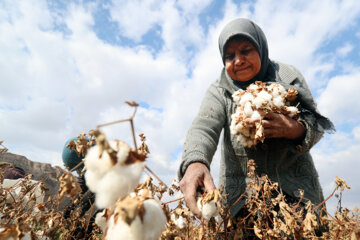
left=230, top=81, right=299, bottom=147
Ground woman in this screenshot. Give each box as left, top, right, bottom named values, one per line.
left=178, top=18, right=334, bottom=218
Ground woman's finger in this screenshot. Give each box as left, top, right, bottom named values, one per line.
left=203, top=172, right=216, bottom=193
left=183, top=184, right=201, bottom=218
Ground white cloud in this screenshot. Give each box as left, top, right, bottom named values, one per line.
left=312, top=127, right=360, bottom=212
left=317, top=71, right=360, bottom=124
left=109, top=0, right=162, bottom=42
left=336, top=42, right=354, bottom=57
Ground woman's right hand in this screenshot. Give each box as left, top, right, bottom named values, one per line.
left=179, top=162, right=216, bottom=218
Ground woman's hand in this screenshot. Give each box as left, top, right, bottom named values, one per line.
left=247, top=110, right=306, bottom=141
left=179, top=162, right=216, bottom=218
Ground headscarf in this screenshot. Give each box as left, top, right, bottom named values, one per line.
left=218, top=18, right=335, bottom=132
left=62, top=137, right=85, bottom=171
left=218, top=18, right=269, bottom=83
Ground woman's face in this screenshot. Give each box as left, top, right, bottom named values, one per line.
left=224, top=38, right=261, bottom=82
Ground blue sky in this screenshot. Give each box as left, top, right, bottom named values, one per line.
left=1, top=0, right=360, bottom=213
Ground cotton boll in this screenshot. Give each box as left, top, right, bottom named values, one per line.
left=84, top=145, right=115, bottom=180
left=250, top=111, right=261, bottom=121
left=248, top=84, right=259, bottom=91
left=85, top=140, right=145, bottom=209
left=285, top=106, right=299, bottom=118
left=253, top=96, right=266, bottom=108
left=202, top=201, right=220, bottom=220
left=269, top=83, right=286, bottom=97
left=95, top=162, right=145, bottom=209
left=106, top=214, right=143, bottom=240
left=278, top=84, right=287, bottom=96
left=232, top=89, right=245, bottom=103
left=239, top=127, right=249, bottom=137
left=230, top=119, right=238, bottom=135
left=257, top=90, right=272, bottom=102
left=231, top=82, right=294, bottom=147
left=255, top=90, right=272, bottom=108
left=85, top=144, right=115, bottom=172
left=244, top=102, right=253, bottom=117
left=116, top=141, right=131, bottom=164
left=95, top=210, right=107, bottom=232
left=197, top=198, right=220, bottom=220
left=273, top=95, right=285, bottom=108
left=84, top=169, right=102, bottom=193
left=143, top=199, right=167, bottom=240
left=239, top=92, right=255, bottom=105
left=171, top=213, right=186, bottom=229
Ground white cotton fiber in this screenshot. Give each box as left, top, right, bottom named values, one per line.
left=93, top=162, right=145, bottom=209
left=105, top=199, right=166, bottom=240
left=171, top=213, right=186, bottom=229
left=230, top=82, right=299, bottom=148
left=273, top=95, right=284, bottom=108
left=250, top=110, right=261, bottom=121
left=239, top=92, right=254, bottom=105
left=106, top=214, right=144, bottom=240
left=84, top=140, right=145, bottom=209
left=197, top=198, right=220, bottom=220
left=244, top=102, right=253, bottom=117
left=232, top=89, right=245, bottom=103
left=143, top=199, right=167, bottom=240
left=95, top=209, right=107, bottom=232
left=285, top=106, right=299, bottom=118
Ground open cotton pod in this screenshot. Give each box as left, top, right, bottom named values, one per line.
left=105, top=196, right=166, bottom=240
left=196, top=189, right=222, bottom=220
left=84, top=131, right=146, bottom=209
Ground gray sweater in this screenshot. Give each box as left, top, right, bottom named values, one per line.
left=179, top=61, right=326, bottom=217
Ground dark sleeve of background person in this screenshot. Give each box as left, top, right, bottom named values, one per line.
left=3, top=166, right=26, bottom=179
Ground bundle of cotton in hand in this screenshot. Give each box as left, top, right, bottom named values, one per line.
left=230, top=81, right=299, bottom=148
left=105, top=195, right=167, bottom=240
left=196, top=189, right=222, bottom=220
left=84, top=130, right=146, bottom=209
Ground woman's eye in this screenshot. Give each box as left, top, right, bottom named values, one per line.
left=225, top=53, right=234, bottom=60
left=241, top=49, right=252, bottom=55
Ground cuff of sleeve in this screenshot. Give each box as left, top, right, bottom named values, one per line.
left=178, top=159, right=210, bottom=181
left=296, top=119, right=313, bottom=152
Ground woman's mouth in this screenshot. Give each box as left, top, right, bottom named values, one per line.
left=235, top=66, right=250, bottom=72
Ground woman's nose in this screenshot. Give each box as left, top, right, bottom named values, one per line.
left=234, top=54, right=245, bottom=65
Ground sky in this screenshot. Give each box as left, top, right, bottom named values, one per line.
left=1, top=0, right=360, bottom=213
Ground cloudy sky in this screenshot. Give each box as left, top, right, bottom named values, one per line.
left=1, top=0, right=359, bottom=213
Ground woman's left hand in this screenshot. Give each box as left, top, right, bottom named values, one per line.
left=247, top=110, right=306, bottom=141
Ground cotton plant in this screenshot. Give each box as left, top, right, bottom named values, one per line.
left=196, top=189, right=222, bottom=220
left=231, top=81, right=299, bottom=147
left=170, top=212, right=186, bottom=229
left=105, top=195, right=167, bottom=240
left=84, top=130, right=146, bottom=209
left=2, top=178, right=45, bottom=209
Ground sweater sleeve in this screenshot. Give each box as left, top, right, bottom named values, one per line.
left=286, top=66, right=324, bottom=152
left=178, top=84, right=226, bottom=179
